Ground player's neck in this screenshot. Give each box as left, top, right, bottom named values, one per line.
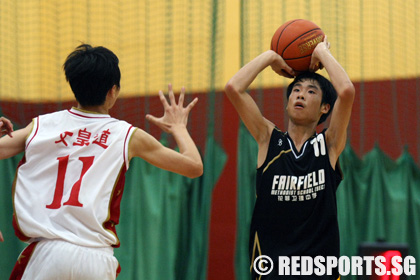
left=76, top=88, right=118, bottom=115
left=76, top=104, right=109, bottom=115
left=287, top=122, right=317, bottom=152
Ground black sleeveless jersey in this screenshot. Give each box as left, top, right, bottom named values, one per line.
left=250, top=128, right=342, bottom=279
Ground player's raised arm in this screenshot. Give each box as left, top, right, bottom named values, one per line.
left=224, top=50, right=295, bottom=144
left=310, top=37, right=355, bottom=166
left=129, top=84, right=203, bottom=178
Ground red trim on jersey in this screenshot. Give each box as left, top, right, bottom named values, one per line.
left=116, top=263, right=122, bottom=278
left=12, top=214, right=31, bottom=243
left=123, top=126, right=134, bottom=168
left=9, top=241, right=39, bottom=280
left=25, top=117, right=39, bottom=150
left=103, top=165, right=127, bottom=248
left=101, top=126, right=133, bottom=250
left=12, top=156, right=32, bottom=242
left=67, top=108, right=110, bottom=119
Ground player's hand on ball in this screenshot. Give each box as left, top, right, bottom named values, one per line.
left=310, top=35, right=331, bottom=72
left=270, top=51, right=296, bottom=78
left=146, top=84, right=198, bottom=134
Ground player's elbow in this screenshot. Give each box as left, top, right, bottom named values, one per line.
left=186, top=161, right=203, bottom=178
left=225, top=80, right=240, bottom=97
left=339, top=81, right=355, bottom=102
left=225, top=81, right=247, bottom=106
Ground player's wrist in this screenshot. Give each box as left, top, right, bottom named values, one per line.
left=264, top=50, right=280, bottom=62
left=169, top=124, right=188, bottom=135
left=316, top=47, right=332, bottom=60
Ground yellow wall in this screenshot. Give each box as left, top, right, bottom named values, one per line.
left=238, top=0, right=420, bottom=89
left=0, top=0, right=419, bottom=102
left=0, top=0, right=219, bottom=102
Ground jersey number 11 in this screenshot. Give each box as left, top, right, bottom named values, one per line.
left=46, top=155, right=94, bottom=209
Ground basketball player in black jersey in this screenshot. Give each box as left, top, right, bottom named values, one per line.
left=225, top=37, right=355, bottom=279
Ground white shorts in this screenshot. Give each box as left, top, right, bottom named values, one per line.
left=15, top=239, right=120, bottom=280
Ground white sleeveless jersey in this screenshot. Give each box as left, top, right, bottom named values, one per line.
left=13, top=107, right=136, bottom=248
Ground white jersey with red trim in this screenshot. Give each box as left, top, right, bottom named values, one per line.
left=13, top=107, right=136, bottom=248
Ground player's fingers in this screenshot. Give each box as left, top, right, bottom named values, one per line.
left=0, top=118, right=13, bottom=137
left=185, top=97, right=198, bottom=112
left=283, top=67, right=296, bottom=78
left=158, top=90, right=170, bottom=109
left=309, top=55, right=319, bottom=72
left=309, top=64, right=319, bottom=72
left=0, top=231, right=4, bottom=242
left=178, top=86, right=185, bottom=107
left=168, top=84, right=176, bottom=106
left=146, top=114, right=171, bottom=132
left=280, top=60, right=296, bottom=77
left=0, top=117, right=13, bottom=129
left=6, top=121, right=13, bottom=137
left=145, top=114, right=161, bottom=126
left=324, top=36, right=330, bottom=50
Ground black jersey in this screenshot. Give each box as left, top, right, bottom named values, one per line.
left=250, top=128, right=342, bottom=279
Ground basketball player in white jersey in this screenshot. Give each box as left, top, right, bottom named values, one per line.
left=0, top=44, right=203, bottom=279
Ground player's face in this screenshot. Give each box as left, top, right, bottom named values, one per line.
left=286, top=79, right=329, bottom=125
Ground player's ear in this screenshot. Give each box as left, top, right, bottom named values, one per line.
left=108, top=85, right=120, bottom=99
left=321, top=103, right=330, bottom=114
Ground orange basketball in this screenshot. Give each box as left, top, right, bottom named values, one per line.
left=271, top=19, right=325, bottom=72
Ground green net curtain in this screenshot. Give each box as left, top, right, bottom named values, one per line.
left=235, top=124, right=257, bottom=280
left=337, top=145, right=420, bottom=279
left=0, top=154, right=25, bottom=276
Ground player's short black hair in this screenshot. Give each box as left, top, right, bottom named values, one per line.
left=286, top=72, right=337, bottom=125
left=63, top=44, right=121, bottom=107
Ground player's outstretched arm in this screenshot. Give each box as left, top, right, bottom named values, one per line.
left=0, top=230, right=3, bottom=242
left=310, top=37, right=355, bottom=167
left=129, top=84, right=203, bottom=178
left=0, top=118, right=31, bottom=160
left=225, top=51, right=295, bottom=166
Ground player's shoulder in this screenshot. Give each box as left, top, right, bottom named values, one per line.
left=34, top=110, right=69, bottom=128
left=270, top=126, right=288, bottom=141
left=38, top=109, right=68, bottom=119
left=265, top=127, right=289, bottom=155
